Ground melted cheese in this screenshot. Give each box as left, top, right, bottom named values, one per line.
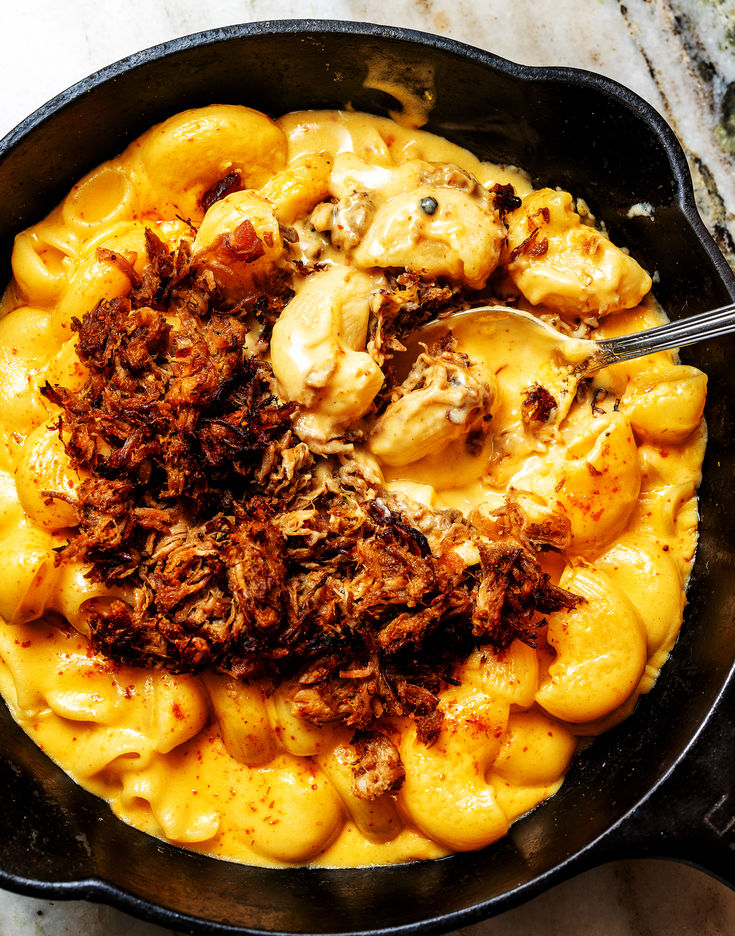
left=0, top=105, right=705, bottom=867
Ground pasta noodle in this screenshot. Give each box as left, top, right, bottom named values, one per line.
left=398, top=691, right=510, bottom=851
left=0, top=104, right=706, bottom=868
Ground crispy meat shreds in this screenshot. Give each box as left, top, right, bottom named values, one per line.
left=42, top=231, right=303, bottom=572
left=367, top=270, right=465, bottom=364
left=509, top=227, right=549, bottom=262
left=220, top=219, right=267, bottom=264
left=126, top=229, right=182, bottom=309
left=521, top=383, right=558, bottom=425
left=96, top=248, right=141, bottom=289
left=44, top=300, right=296, bottom=515
left=472, top=543, right=575, bottom=648
left=201, top=171, right=244, bottom=212
left=85, top=500, right=291, bottom=673
left=489, top=183, right=522, bottom=218
left=46, top=227, right=581, bottom=799
left=474, top=489, right=572, bottom=554
left=350, top=732, right=405, bottom=801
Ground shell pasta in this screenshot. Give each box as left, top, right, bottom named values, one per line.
left=0, top=105, right=705, bottom=867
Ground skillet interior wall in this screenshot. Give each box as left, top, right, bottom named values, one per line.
left=0, top=24, right=734, bottom=934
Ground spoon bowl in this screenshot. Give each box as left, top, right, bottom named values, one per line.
left=395, top=306, right=597, bottom=430
left=405, top=299, right=735, bottom=378
left=396, top=299, right=735, bottom=430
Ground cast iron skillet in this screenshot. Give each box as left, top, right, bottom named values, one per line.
left=1, top=20, right=734, bottom=936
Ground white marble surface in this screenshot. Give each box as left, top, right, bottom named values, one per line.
left=1, top=1, right=735, bottom=934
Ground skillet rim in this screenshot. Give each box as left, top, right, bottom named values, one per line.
left=1, top=18, right=734, bottom=936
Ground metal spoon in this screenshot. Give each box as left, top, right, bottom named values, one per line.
left=396, top=300, right=733, bottom=431
left=430, top=300, right=735, bottom=376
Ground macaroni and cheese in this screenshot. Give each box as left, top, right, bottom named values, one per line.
left=0, top=105, right=705, bottom=867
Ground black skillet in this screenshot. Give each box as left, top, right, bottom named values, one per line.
left=1, top=21, right=734, bottom=936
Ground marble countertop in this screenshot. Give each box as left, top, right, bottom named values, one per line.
left=1, top=1, right=734, bottom=934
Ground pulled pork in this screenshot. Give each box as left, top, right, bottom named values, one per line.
left=351, top=732, right=405, bottom=801
left=521, top=383, right=558, bottom=425
left=47, top=229, right=580, bottom=799
left=367, top=270, right=465, bottom=364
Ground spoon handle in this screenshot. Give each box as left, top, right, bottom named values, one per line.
left=593, top=300, right=735, bottom=368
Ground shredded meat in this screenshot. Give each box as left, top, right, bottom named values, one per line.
left=351, top=732, right=406, bottom=800
left=368, top=334, right=494, bottom=466
left=220, top=219, right=267, bottom=263
left=96, top=247, right=141, bottom=289
left=201, top=171, right=244, bottom=212
left=47, top=228, right=581, bottom=798
left=472, top=543, right=573, bottom=647
left=367, top=271, right=465, bottom=364
left=330, top=191, right=375, bottom=251
left=489, top=182, right=522, bottom=217
left=521, top=383, right=558, bottom=425
left=482, top=489, right=572, bottom=553
left=509, top=228, right=549, bottom=262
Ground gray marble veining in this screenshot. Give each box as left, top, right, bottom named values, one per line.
left=619, top=0, right=735, bottom=263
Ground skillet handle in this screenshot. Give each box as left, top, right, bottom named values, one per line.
left=597, top=690, right=735, bottom=889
